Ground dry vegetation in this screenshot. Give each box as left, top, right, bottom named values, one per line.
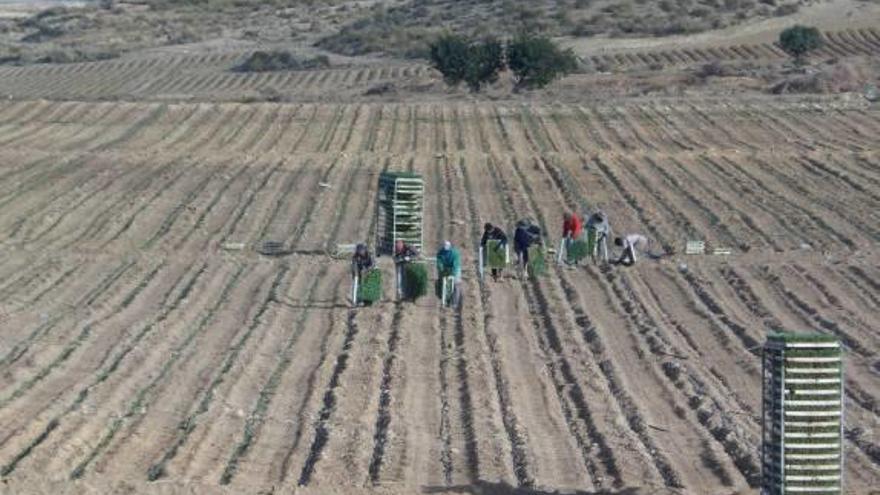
left=318, top=0, right=820, bottom=57
left=0, top=0, right=825, bottom=65
left=0, top=0, right=360, bottom=65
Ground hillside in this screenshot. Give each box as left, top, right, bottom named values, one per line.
left=317, top=0, right=818, bottom=57
left=0, top=0, right=830, bottom=64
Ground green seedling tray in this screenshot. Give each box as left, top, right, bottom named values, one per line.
left=358, top=268, right=383, bottom=303
left=402, top=262, right=428, bottom=301
left=528, top=246, right=546, bottom=276
left=566, top=239, right=590, bottom=263
left=486, top=240, right=508, bottom=269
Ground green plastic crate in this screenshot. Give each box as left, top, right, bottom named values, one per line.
left=566, top=238, right=590, bottom=263
left=528, top=246, right=546, bottom=276
left=485, top=240, right=508, bottom=269
left=402, top=262, right=428, bottom=301
left=358, top=268, right=383, bottom=303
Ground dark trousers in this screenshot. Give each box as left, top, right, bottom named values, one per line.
left=617, top=246, right=636, bottom=266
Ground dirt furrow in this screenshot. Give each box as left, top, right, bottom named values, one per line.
left=216, top=266, right=330, bottom=484
left=520, top=155, right=757, bottom=489
left=62, top=264, right=251, bottom=480
left=0, top=261, right=164, bottom=410
left=482, top=154, right=629, bottom=490
left=0, top=259, right=136, bottom=372
left=0, top=260, right=210, bottom=473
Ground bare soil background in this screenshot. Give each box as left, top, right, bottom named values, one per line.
left=0, top=1, right=878, bottom=494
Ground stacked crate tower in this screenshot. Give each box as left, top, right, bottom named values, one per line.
left=376, top=171, right=424, bottom=255
left=762, top=332, right=843, bottom=495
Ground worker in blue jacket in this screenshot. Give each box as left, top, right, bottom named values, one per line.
left=436, top=240, right=461, bottom=306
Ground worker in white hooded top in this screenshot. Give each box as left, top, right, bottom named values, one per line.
left=612, top=234, right=649, bottom=266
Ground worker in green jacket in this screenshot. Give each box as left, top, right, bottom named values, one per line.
left=436, top=240, right=461, bottom=306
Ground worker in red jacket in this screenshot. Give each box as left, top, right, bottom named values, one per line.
left=562, top=211, right=584, bottom=250
left=562, top=211, right=583, bottom=241
left=561, top=212, right=584, bottom=265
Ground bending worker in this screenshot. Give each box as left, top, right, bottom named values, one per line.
left=514, top=220, right=542, bottom=277
left=351, top=243, right=374, bottom=279
left=613, top=234, right=649, bottom=267
left=562, top=211, right=583, bottom=265
left=480, top=222, right=508, bottom=281
left=562, top=211, right=583, bottom=242
left=394, top=240, right=419, bottom=263
left=586, top=211, right=611, bottom=263
left=394, top=240, right=419, bottom=299
left=436, top=240, right=462, bottom=306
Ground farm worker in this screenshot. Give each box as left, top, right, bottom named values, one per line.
left=351, top=243, right=374, bottom=279
left=436, top=240, right=462, bottom=305
left=394, top=240, right=419, bottom=263
left=613, top=234, right=649, bottom=267
left=481, top=222, right=508, bottom=281
left=514, top=220, right=542, bottom=271
left=561, top=211, right=583, bottom=265
left=393, top=240, right=419, bottom=300
left=562, top=212, right=583, bottom=240
left=586, top=211, right=611, bottom=262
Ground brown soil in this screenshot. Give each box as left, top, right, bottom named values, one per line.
left=0, top=4, right=879, bottom=492
left=0, top=95, right=877, bottom=495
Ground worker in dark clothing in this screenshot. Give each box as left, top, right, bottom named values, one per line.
left=394, top=240, right=419, bottom=263
left=481, top=223, right=508, bottom=281
left=514, top=220, right=541, bottom=277
left=393, top=240, right=418, bottom=299
left=586, top=211, right=611, bottom=263
left=351, top=243, right=374, bottom=279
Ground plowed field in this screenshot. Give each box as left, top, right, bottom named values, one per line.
left=0, top=97, right=878, bottom=494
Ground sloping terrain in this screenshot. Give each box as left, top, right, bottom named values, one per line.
left=0, top=24, right=877, bottom=103
left=0, top=96, right=878, bottom=494
left=316, top=0, right=816, bottom=57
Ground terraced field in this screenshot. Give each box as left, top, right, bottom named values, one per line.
left=0, top=52, right=430, bottom=102
left=0, top=96, right=878, bottom=494
left=0, top=26, right=876, bottom=103
left=584, top=27, right=880, bottom=70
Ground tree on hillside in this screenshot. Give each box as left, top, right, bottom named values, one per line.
left=463, top=38, right=504, bottom=92
left=429, top=35, right=504, bottom=92
left=506, top=34, right=577, bottom=90
left=779, top=25, right=823, bottom=64
left=429, top=34, right=470, bottom=87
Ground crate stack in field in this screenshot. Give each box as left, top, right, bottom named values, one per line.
left=376, top=171, right=424, bottom=256
left=762, top=332, right=843, bottom=495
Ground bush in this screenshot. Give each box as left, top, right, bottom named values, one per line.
left=429, top=34, right=469, bottom=86
left=779, top=25, right=823, bottom=63
left=506, top=34, right=577, bottom=90
left=774, top=4, right=800, bottom=16
left=464, top=38, right=504, bottom=92
left=234, top=50, right=330, bottom=72
left=697, top=60, right=730, bottom=78
left=429, top=35, right=504, bottom=92
left=35, top=49, right=118, bottom=64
